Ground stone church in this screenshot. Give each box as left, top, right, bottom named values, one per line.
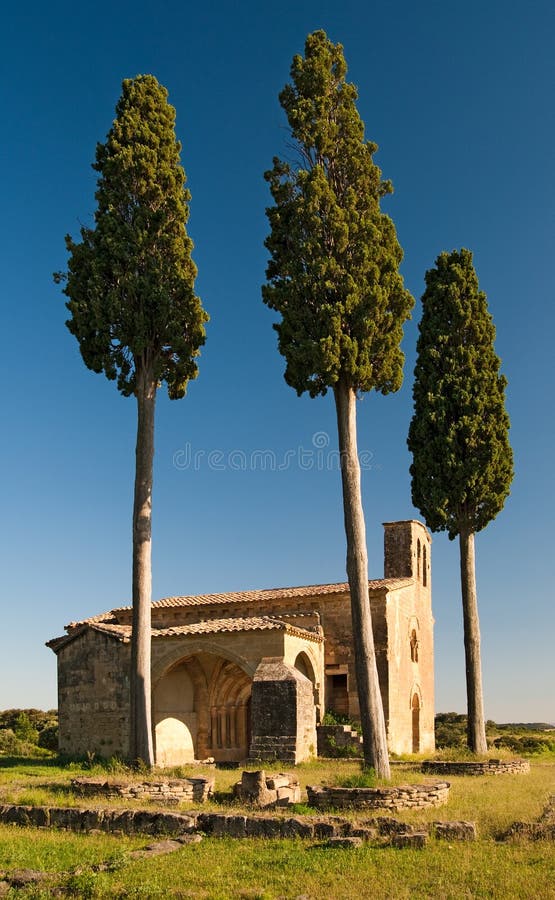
left=48, top=520, right=434, bottom=764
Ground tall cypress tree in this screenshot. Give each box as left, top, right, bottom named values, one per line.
left=408, top=249, right=513, bottom=753
left=55, top=75, right=208, bottom=766
left=263, top=31, right=413, bottom=776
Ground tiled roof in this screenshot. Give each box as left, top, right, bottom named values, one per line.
left=66, top=578, right=412, bottom=630
left=48, top=615, right=324, bottom=651
left=150, top=616, right=324, bottom=642
left=46, top=621, right=131, bottom=651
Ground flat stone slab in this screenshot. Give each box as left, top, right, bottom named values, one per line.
left=434, top=821, right=477, bottom=841
left=391, top=831, right=428, bottom=849
left=325, top=836, right=363, bottom=848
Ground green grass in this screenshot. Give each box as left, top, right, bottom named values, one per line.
left=333, top=769, right=377, bottom=788
left=0, top=758, right=554, bottom=897
left=0, top=827, right=554, bottom=898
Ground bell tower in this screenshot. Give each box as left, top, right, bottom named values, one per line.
left=383, top=520, right=431, bottom=586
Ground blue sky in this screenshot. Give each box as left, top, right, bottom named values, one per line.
left=1, top=0, right=553, bottom=724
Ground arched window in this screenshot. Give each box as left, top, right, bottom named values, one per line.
left=423, top=544, right=427, bottom=587
left=417, top=539, right=421, bottom=579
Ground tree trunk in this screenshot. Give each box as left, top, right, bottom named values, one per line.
left=459, top=528, right=487, bottom=754
left=130, top=366, right=157, bottom=767
left=333, top=378, right=390, bottom=778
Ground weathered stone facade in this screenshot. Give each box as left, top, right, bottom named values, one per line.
left=48, top=520, right=434, bottom=763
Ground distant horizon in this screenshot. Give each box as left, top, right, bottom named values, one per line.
left=1, top=705, right=553, bottom=732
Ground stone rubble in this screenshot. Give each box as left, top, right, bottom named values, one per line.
left=233, top=770, right=301, bottom=807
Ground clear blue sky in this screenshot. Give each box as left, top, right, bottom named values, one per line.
left=1, top=0, right=553, bottom=724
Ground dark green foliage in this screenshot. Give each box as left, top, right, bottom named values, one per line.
left=434, top=713, right=555, bottom=756
left=262, top=30, right=413, bottom=397
left=321, top=710, right=359, bottom=729
left=408, top=249, right=513, bottom=539
left=0, top=729, right=19, bottom=754
left=492, top=734, right=555, bottom=755
left=262, top=31, right=412, bottom=777
left=434, top=712, right=469, bottom=748
left=55, top=75, right=208, bottom=766
left=56, top=74, right=207, bottom=399
left=0, top=709, right=58, bottom=736
left=37, top=724, right=59, bottom=751
left=0, top=709, right=58, bottom=757
left=13, top=712, right=39, bottom=744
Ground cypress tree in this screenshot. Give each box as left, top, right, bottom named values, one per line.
left=55, top=75, right=208, bottom=766
left=263, top=31, right=414, bottom=776
left=408, top=248, right=513, bottom=753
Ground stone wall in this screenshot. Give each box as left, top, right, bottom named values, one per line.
left=56, top=629, right=130, bottom=758
left=0, top=803, right=469, bottom=843
left=422, top=759, right=530, bottom=776
left=71, top=776, right=214, bottom=803
left=306, top=781, right=450, bottom=810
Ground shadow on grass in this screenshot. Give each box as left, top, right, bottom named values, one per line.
left=0, top=755, right=64, bottom=769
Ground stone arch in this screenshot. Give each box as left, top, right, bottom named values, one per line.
left=152, top=655, right=209, bottom=766
left=152, top=640, right=257, bottom=683
left=294, top=651, right=315, bottom=683
left=294, top=648, right=323, bottom=721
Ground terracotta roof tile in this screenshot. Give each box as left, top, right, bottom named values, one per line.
left=151, top=615, right=323, bottom=641
left=49, top=615, right=324, bottom=650
left=66, top=578, right=412, bottom=629
left=114, top=578, right=410, bottom=613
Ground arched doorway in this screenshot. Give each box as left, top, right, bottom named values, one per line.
left=411, top=692, right=421, bottom=754
left=153, top=658, right=206, bottom=766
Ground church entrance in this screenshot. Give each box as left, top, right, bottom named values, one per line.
left=411, top=692, right=421, bottom=753
left=153, top=653, right=252, bottom=766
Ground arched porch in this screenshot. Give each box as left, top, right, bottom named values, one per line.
left=153, top=651, right=253, bottom=766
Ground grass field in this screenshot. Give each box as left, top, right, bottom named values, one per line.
left=0, top=755, right=554, bottom=897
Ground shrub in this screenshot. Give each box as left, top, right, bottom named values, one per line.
left=0, top=728, right=18, bottom=754
left=13, top=712, right=39, bottom=745
left=38, top=724, right=59, bottom=751
left=492, top=734, right=555, bottom=755
left=321, top=710, right=360, bottom=730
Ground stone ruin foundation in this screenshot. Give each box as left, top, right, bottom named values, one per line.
left=233, top=770, right=301, bottom=807
left=306, top=781, right=450, bottom=811
left=422, top=759, right=530, bottom=776
left=71, top=776, right=214, bottom=804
